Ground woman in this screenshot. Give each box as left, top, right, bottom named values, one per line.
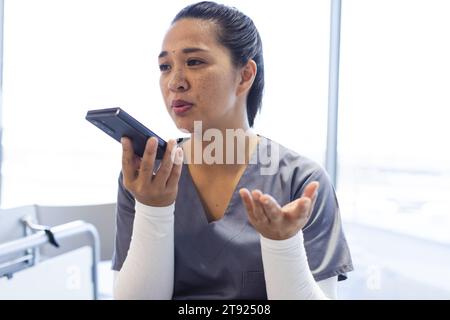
left=113, top=1, right=353, bottom=299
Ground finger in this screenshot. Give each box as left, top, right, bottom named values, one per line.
left=239, top=188, right=256, bottom=222
left=303, top=181, right=319, bottom=218
left=251, top=189, right=268, bottom=223
left=307, top=190, right=318, bottom=218
left=153, top=139, right=177, bottom=186
left=259, top=194, right=282, bottom=221
left=302, top=181, right=319, bottom=199
left=166, top=147, right=184, bottom=189
left=121, top=137, right=138, bottom=184
left=134, top=157, right=142, bottom=172
left=138, top=137, right=158, bottom=184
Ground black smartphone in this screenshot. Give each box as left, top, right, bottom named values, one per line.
left=85, top=107, right=168, bottom=159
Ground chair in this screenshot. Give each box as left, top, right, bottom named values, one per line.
left=35, top=203, right=116, bottom=261
left=0, top=206, right=40, bottom=279
left=0, top=203, right=116, bottom=299
left=35, top=203, right=117, bottom=299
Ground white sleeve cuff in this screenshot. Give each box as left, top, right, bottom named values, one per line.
left=260, top=231, right=328, bottom=300
left=135, top=200, right=175, bottom=218
left=260, top=231, right=304, bottom=252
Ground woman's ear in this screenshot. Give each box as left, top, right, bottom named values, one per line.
left=237, top=59, right=257, bottom=97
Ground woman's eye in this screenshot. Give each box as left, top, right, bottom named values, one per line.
left=187, top=59, right=204, bottom=66
left=159, top=64, right=171, bottom=72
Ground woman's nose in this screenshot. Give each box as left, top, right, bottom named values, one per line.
left=168, top=70, right=189, bottom=92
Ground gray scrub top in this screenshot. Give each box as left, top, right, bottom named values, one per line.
left=112, top=135, right=353, bottom=299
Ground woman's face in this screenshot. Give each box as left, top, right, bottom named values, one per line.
left=159, top=18, right=244, bottom=133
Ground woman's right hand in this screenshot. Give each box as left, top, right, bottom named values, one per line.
left=121, top=137, right=183, bottom=207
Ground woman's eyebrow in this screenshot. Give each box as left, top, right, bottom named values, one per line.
left=158, top=47, right=209, bottom=59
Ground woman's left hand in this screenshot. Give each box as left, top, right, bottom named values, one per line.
left=239, top=182, right=319, bottom=240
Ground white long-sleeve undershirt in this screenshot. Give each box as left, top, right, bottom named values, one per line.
left=113, top=201, right=175, bottom=300
left=113, top=201, right=337, bottom=300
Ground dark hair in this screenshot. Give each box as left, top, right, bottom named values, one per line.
left=173, top=1, right=264, bottom=127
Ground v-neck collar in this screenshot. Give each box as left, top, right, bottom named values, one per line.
left=180, top=135, right=263, bottom=226
left=173, top=136, right=268, bottom=263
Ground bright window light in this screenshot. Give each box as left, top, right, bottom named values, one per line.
left=1, top=0, right=330, bottom=207
left=338, top=0, right=450, bottom=243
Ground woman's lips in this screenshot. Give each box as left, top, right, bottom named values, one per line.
left=172, top=104, right=193, bottom=115
left=171, top=100, right=193, bottom=115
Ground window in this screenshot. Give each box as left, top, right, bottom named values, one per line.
left=1, top=0, right=330, bottom=207
left=338, top=0, right=450, bottom=243
left=336, top=1, right=450, bottom=298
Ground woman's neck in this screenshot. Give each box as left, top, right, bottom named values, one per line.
left=182, top=128, right=259, bottom=174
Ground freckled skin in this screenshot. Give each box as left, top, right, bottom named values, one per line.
left=159, top=18, right=246, bottom=133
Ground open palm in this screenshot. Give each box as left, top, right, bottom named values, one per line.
left=239, top=181, right=319, bottom=240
